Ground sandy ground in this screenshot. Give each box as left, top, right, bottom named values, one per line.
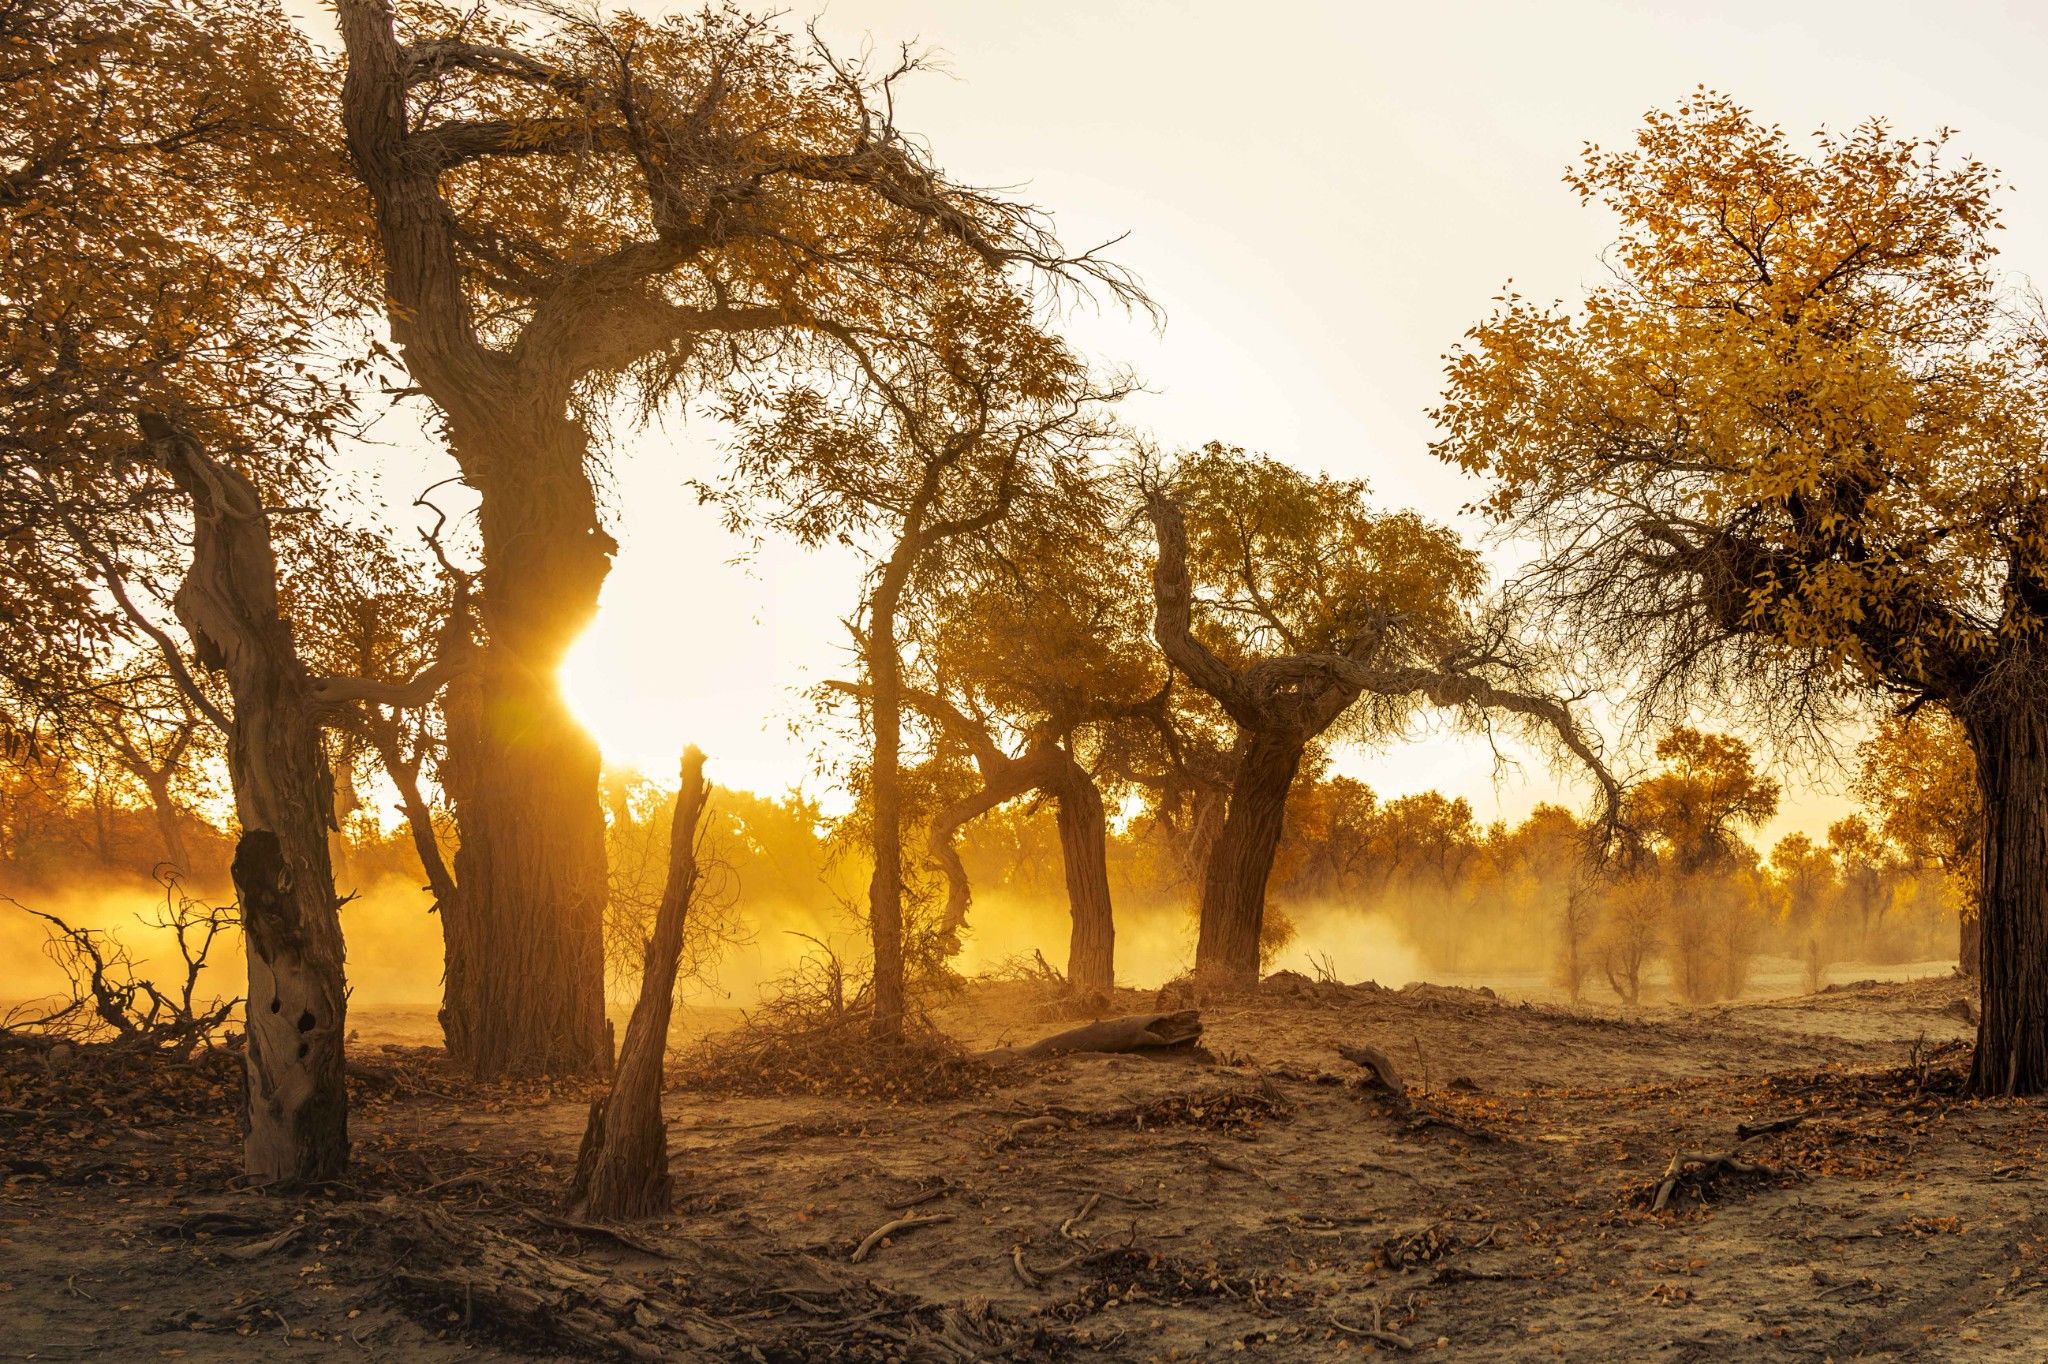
left=3, top=967, right=2044, bottom=1361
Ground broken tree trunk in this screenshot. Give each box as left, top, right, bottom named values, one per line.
left=570, top=747, right=708, bottom=1220
left=979, top=1010, right=1203, bottom=1062
left=147, top=415, right=349, bottom=1185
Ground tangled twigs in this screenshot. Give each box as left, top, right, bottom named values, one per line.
left=4, top=888, right=238, bottom=1052
left=1649, top=1149, right=1785, bottom=1212
left=851, top=1213, right=951, bottom=1264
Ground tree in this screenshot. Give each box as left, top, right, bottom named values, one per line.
left=722, top=294, right=1119, bottom=1039
left=1626, top=728, right=1778, bottom=1002
left=143, top=420, right=351, bottom=1184
left=1433, top=93, right=2048, bottom=1088
left=1143, top=444, right=1618, bottom=985
left=1770, top=831, right=1839, bottom=990
left=136, top=418, right=471, bottom=1183
left=1827, top=816, right=1896, bottom=955
left=1270, top=775, right=1383, bottom=904
left=570, top=747, right=706, bottom=1221
left=896, top=497, right=1161, bottom=996
left=1854, top=708, right=1982, bottom=972
left=335, top=0, right=1137, bottom=1075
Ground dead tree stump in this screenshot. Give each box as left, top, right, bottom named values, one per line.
left=570, top=747, right=707, bottom=1220
left=149, top=416, right=351, bottom=1185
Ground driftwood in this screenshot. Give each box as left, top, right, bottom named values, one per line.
left=979, top=1010, right=1202, bottom=1062
left=851, top=1213, right=951, bottom=1264
left=569, top=747, right=708, bottom=1221
left=1337, top=1044, right=1406, bottom=1096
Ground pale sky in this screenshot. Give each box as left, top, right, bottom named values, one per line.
left=342, top=1, right=2048, bottom=842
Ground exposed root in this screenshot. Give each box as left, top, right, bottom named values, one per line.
left=850, top=1213, right=951, bottom=1264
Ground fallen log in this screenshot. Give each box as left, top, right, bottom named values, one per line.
left=979, top=1010, right=1202, bottom=1062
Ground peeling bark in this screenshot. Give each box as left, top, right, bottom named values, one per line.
left=146, top=415, right=348, bottom=1185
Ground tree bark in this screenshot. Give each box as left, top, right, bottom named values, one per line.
left=864, top=557, right=912, bottom=1044
left=148, top=416, right=349, bottom=1185
left=1962, top=698, right=2048, bottom=1095
left=571, top=747, right=706, bottom=1220
left=232, top=830, right=349, bottom=1185
left=1196, top=729, right=1308, bottom=985
left=339, top=8, right=612, bottom=1078
left=1959, top=907, right=1982, bottom=979
left=434, top=412, right=614, bottom=1078
left=1051, top=759, right=1115, bottom=997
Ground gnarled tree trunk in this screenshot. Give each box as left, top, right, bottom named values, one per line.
left=1962, top=699, right=2048, bottom=1095
left=149, top=416, right=349, bottom=1185
left=1195, top=729, right=1307, bottom=985
left=339, top=11, right=613, bottom=1078
left=435, top=411, right=614, bottom=1078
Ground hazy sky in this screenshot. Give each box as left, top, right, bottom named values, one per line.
left=347, top=1, right=2048, bottom=838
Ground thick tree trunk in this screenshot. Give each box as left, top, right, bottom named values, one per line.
left=148, top=416, right=348, bottom=1185
left=233, top=830, right=349, bottom=1184
left=865, top=569, right=909, bottom=1044
left=1195, top=728, right=1307, bottom=985
left=338, top=17, right=615, bottom=1078
left=1051, top=761, right=1115, bottom=997
left=1962, top=699, right=2048, bottom=1095
left=571, top=748, right=706, bottom=1220
left=436, top=413, right=614, bottom=1079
